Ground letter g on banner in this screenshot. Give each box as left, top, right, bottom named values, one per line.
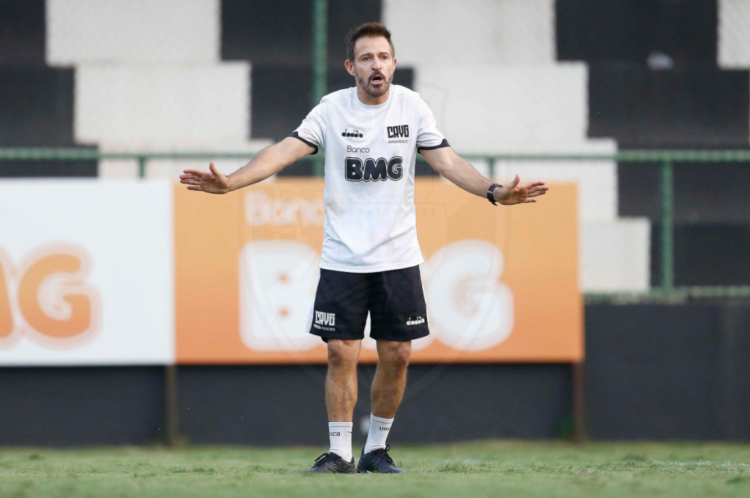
left=0, top=244, right=101, bottom=349
left=0, top=249, right=17, bottom=343
left=422, top=240, right=514, bottom=351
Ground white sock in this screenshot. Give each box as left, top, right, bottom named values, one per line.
left=364, top=414, right=394, bottom=454
left=328, top=422, right=353, bottom=461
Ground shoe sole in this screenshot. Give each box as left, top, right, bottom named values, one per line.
left=357, top=467, right=404, bottom=474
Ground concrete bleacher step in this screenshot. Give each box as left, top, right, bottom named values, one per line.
left=719, top=0, right=750, bottom=69
left=385, top=0, right=555, bottom=66
left=581, top=219, right=651, bottom=293
left=74, top=63, right=251, bottom=145
left=415, top=63, right=590, bottom=147
left=46, top=0, right=219, bottom=65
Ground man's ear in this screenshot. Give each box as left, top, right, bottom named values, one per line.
left=344, top=59, right=355, bottom=76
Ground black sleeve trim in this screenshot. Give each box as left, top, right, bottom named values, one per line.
left=418, top=139, right=450, bottom=154
left=289, top=131, right=319, bottom=155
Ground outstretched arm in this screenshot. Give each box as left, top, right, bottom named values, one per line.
left=421, top=146, right=548, bottom=205
left=179, top=137, right=315, bottom=194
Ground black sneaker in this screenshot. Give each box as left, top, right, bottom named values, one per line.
left=357, top=445, right=405, bottom=474
left=305, top=452, right=356, bottom=474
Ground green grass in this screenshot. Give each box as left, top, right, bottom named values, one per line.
left=1, top=441, right=749, bottom=498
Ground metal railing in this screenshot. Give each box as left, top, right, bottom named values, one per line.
left=3, top=147, right=750, bottom=303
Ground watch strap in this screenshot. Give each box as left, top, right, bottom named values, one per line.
left=487, top=183, right=503, bottom=205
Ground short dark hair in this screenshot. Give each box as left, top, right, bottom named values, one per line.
left=346, top=22, right=395, bottom=62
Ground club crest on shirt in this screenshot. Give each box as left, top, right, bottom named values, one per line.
left=315, top=311, right=336, bottom=326
left=387, top=125, right=409, bottom=138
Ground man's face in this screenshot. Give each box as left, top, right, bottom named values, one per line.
left=346, top=36, right=396, bottom=98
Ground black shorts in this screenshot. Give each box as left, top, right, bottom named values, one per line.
left=308, top=265, right=430, bottom=342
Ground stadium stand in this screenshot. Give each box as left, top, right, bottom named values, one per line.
left=222, top=0, right=414, bottom=175
left=558, top=0, right=750, bottom=287
left=0, top=0, right=96, bottom=177
left=2, top=0, right=750, bottom=445
left=45, top=0, right=272, bottom=179
left=386, top=0, right=648, bottom=293
left=1, top=0, right=748, bottom=286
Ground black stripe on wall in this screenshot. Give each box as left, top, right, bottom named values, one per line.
left=556, top=0, right=717, bottom=67
left=222, top=0, right=381, bottom=66
left=588, top=68, right=749, bottom=147
left=0, top=0, right=46, bottom=67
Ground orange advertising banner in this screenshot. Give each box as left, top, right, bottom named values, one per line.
left=175, top=179, right=582, bottom=364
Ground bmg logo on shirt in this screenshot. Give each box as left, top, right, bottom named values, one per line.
left=345, top=156, right=403, bottom=182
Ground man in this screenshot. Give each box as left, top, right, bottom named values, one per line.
left=180, top=22, right=548, bottom=474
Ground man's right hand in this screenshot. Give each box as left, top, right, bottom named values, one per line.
left=179, top=162, right=232, bottom=194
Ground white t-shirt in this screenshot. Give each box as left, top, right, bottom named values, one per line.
left=292, top=84, right=449, bottom=273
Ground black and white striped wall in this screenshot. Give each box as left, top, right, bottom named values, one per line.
left=2, top=0, right=750, bottom=287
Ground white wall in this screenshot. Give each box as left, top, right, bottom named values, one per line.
left=581, top=219, right=651, bottom=293
left=47, top=0, right=259, bottom=179
left=391, top=0, right=650, bottom=292
left=384, top=0, right=555, bottom=65
left=416, top=64, right=588, bottom=149
left=47, top=0, right=219, bottom=65
left=415, top=63, right=617, bottom=222
left=718, top=0, right=750, bottom=69
left=75, top=64, right=251, bottom=145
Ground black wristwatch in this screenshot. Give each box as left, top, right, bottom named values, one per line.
left=487, top=183, right=503, bottom=205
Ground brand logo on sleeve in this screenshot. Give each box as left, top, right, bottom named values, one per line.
left=406, top=316, right=425, bottom=326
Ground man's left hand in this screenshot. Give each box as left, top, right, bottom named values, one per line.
left=494, top=175, right=549, bottom=205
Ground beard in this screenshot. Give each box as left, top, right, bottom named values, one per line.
left=355, top=70, right=393, bottom=98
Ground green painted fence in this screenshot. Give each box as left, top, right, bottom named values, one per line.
left=3, top=147, right=750, bottom=303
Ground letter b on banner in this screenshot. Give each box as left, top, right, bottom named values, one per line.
left=240, top=241, right=321, bottom=351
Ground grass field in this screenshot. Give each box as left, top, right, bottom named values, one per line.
left=1, top=441, right=749, bottom=498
